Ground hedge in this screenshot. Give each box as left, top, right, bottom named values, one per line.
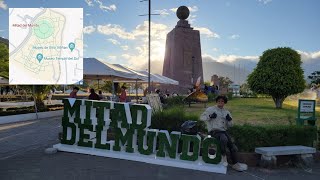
left=0, top=104, right=63, bottom=116
left=229, top=124, right=318, bottom=152
left=163, top=96, right=185, bottom=108
left=151, top=107, right=206, bottom=133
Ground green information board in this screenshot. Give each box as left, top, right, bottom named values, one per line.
left=296, top=99, right=317, bottom=126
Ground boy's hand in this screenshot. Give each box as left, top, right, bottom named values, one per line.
left=226, top=114, right=232, bottom=121
left=209, top=112, right=217, bottom=119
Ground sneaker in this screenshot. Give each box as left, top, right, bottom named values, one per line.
left=239, top=163, right=248, bottom=170
left=231, top=163, right=248, bottom=171
left=220, top=155, right=228, bottom=167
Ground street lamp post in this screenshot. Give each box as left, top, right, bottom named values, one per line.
left=139, top=0, right=160, bottom=93
left=148, top=0, right=151, bottom=93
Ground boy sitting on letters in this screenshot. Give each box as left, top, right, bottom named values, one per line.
left=200, top=95, right=248, bottom=171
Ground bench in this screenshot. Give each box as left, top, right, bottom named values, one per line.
left=255, top=146, right=316, bottom=168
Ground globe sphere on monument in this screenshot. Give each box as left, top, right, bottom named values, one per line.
left=176, top=6, right=190, bottom=20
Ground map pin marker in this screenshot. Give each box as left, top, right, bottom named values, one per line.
left=69, top=42, right=75, bottom=52
left=36, top=53, right=43, bottom=63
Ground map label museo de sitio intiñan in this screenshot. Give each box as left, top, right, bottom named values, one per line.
left=9, top=8, right=83, bottom=84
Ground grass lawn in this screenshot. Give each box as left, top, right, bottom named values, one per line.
left=185, top=98, right=320, bottom=126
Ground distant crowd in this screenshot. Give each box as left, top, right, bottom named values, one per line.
left=68, top=86, right=128, bottom=102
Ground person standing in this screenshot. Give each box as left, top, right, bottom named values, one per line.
left=119, top=86, right=127, bottom=102
left=88, top=88, right=100, bottom=100
left=98, top=90, right=105, bottom=100
left=47, top=89, right=53, bottom=104
left=69, top=87, right=79, bottom=98
left=200, top=95, right=248, bottom=171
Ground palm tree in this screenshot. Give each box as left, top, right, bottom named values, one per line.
left=21, top=85, right=53, bottom=111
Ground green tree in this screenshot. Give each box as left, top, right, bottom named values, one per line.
left=248, top=47, right=305, bottom=108
left=20, top=85, right=53, bottom=111
left=0, top=43, right=9, bottom=78
left=240, top=83, right=253, bottom=96
left=218, top=76, right=233, bottom=88
left=308, top=71, right=320, bottom=85
left=100, top=80, right=113, bottom=93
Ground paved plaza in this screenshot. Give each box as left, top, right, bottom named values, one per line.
left=0, top=117, right=319, bottom=180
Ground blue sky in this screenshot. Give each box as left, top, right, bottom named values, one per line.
left=1, top=0, right=319, bottom=74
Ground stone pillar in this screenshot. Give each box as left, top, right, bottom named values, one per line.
left=162, top=6, right=203, bottom=93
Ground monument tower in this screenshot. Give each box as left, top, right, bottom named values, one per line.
left=162, top=6, right=204, bottom=92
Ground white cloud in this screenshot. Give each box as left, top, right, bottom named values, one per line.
left=96, top=0, right=116, bottom=12
left=216, top=54, right=258, bottom=63
left=121, top=45, right=129, bottom=51
left=229, top=34, right=240, bottom=40
left=170, top=8, right=178, bottom=13
left=154, top=9, right=170, bottom=16
left=297, top=50, right=320, bottom=61
left=102, top=4, right=116, bottom=12
left=97, top=21, right=169, bottom=70
left=85, top=0, right=94, bottom=6
left=202, top=53, right=259, bottom=76
left=108, top=56, right=117, bottom=61
left=119, top=41, right=165, bottom=72
left=97, top=24, right=135, bottom=39
left=86, top=13, right=91, bottom=16
left=204, top=50, right=320, bottom=65
left=83, top=26, right=96, bottom=34
left=212, top=48, right=219, bottom=52
left=202, top=49, right=320, bottom=79
left=297, top=50, right=320, bottom=77
left=189, top=6, right=199, bottom=12
left=188, top=15, right=197, bottom=24
left=0, top=0, right=8, bottom=10
left=133, top=21, right=168, bottom=41
left=135, top=47, right=144, bottom=54
left=107, top=38, right=120, bottom=45
left=85, top=0, right=116, bottom=12
left=109, top=4, right=117, bottom=11
left=137, top=60, right=164, bottom=75
left=194, top=27, right=220, bottom=39
left=203, top=54, right=259, bottom=63
left=258, top=0, right=272, bottom=4
left=121, top=54, right=131, bottom=59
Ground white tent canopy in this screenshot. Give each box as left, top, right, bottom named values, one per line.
left=83, top=58, right=146, bottom=81
left=112, top=65, right=178, bottom=85
left=137, top=70, right=179, bottom=85
left=83, top=58, right=178, bottom=85
left=112, top=64, right=147, bottom=81
left=154, top=73, right=179, bottom=85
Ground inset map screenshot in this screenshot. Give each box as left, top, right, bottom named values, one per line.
left=9, top=8, right=83, bottom=84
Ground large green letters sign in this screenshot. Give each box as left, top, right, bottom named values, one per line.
left=54, top=99, right=225, bottom=174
